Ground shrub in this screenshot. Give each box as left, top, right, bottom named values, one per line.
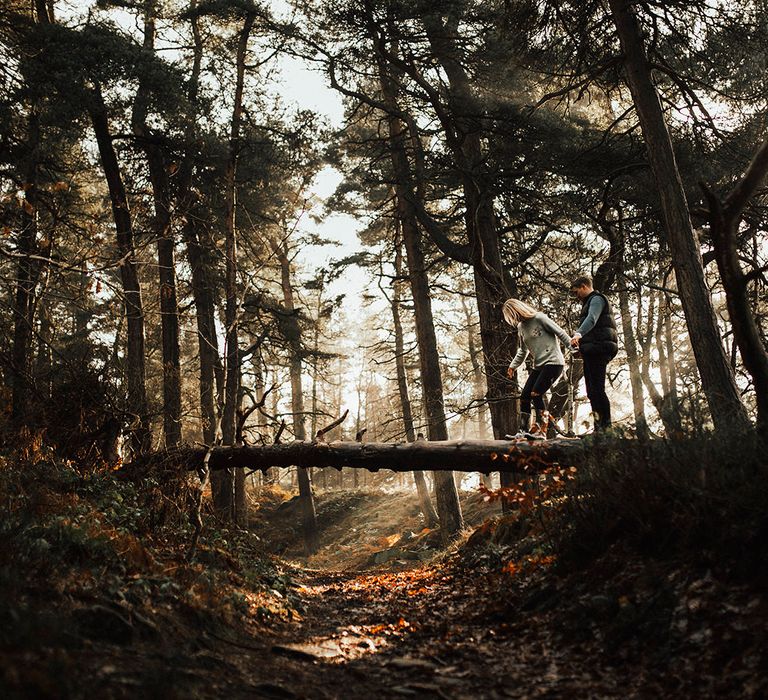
left=549, top=434, right=768, bottom=576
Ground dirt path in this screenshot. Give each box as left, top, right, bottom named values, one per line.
left=200, top=561, right=643, bottom=700
left=190, top=489, right=656, bottom=699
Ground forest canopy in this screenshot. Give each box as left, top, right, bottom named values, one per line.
left=1, top=0, right=767, bottom=530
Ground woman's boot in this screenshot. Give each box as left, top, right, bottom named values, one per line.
left=533, top=409, right=550, bottom=438
left=505, top=412, right=531, bottom=440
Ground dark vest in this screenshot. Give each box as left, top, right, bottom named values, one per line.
left=579, top=291, right=618, bottom=357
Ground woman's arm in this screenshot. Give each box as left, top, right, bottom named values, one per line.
left=540, top=314, right=572, bottom=347
left=508, top=344, right=529, bottom=372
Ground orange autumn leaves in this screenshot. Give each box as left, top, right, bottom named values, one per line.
left=502, top=554, right=556, bottom=577
left=480, top=464, right=577, bottom=515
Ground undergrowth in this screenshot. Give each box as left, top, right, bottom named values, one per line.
left=550, top=433, right=768, bottom=577
left=0, top=438, right=300, bottom=666
left=462, top=431, right=768, bottom=583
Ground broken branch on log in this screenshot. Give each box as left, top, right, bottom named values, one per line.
left=315, top=409, right=349, bottom=442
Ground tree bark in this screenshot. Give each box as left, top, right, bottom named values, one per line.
left=618, top=281, right=649, bottom=438
left=270, top=234, right=319, bottom=554
left=183, top=218, right=221, bottom=443
left=661, top=295, right=680, bottom=420
left=704, top=139, right=768, bottom=432
left=178, top=0, right=221, bottom=446
left=10, top=4, right=52, bottom=426
left=36, top=286, right=53, bottom=403
left=610, top=219, right=649, bottom=438
left=389, top=227, right=440, bottom=526
left=608, top=0, right=749, bottom=432
left=460, top=292, right=493, bottom=486
left=218, top=10, right=255, bottom=516
left=141, top=438, right=588, bottom=475
left=89, top=85, right=151, bottom=456
left=372, top=34, right=463, bottom=538
left=133, top=0, right=182, bottom=447
left=639, top=290, right=682, bottom=435
left=11, top=112, right=40, bottom=426
left=419, top=11, right=519, bottom=499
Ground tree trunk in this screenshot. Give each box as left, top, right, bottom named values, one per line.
left=218, top=11, right=255, bottom=517
left=133, top=0, right=182, bottom=447
left=178, top=1, right=221, bottom=446
left=11, top=0, right=55, bottom=425
left=618, top=282, right=649, bottom=438
left=661, top=295, right=680, bottom=420
left=390, top=227, right=439, bottom=527
left=11, top=112, right=40, bottom=426
left=147, top=438, right=589, bottom=475
left=89, top=86, right=151, bottom=456
left=183, top=218, right=221, bottom=444
left=36, top=289, right=53, bottom=403
left=234, top=389, right=248, bottom=526
left=375, top=58, right=463, bottom=538
left=608, top=0, right=749, bottom=432
left=704, top=139, right=768, bottom=432
left=460, top=292, right=493, bottom=486
left=420, top=12, right=518, bottom=500
left=271, top=235, right=319, bottom=554
left=611, top=222, right=648, bottom=438
left=639, top=291, right=682, bottom=435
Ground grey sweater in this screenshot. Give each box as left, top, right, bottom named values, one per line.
left=509, top=312, right=572, bottom=370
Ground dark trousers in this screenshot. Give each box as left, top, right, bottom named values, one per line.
left=582, top=352, right=612, bottom=428
left=520, top=364, right=564, bottom=414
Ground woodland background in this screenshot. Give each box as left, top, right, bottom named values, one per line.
left=2, top=2, right=768, bottom=698
left=3, top=0, right=768, bottom=522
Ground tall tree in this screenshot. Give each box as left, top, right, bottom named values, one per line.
left=703, top=139, right=768, bottom=433
left=608, top=0, right=750, bottom=432
left=370, top=21, right=463, bottom=537
left=387, top=224, right=439, bottom=527
left=177, top=0, right=222, bottom=446
left=269, top=233, right=319, bottom=554
left=8, top=0, right=52, bottom=426
left=217, top=5, right=256, bottom=516
left=89, top=83, right=151, bottom=456
left=132, top=0, right=182, bottom=447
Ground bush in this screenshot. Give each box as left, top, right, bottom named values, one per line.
left=549, top=434, right=768, bottom=576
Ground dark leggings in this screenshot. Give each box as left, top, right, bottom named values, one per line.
left=520, top=364, right=564, bottom=413
left=582, top=352, right=612, bottom=427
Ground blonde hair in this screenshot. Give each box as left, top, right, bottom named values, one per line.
left=502, top=298, right=538, bottom=326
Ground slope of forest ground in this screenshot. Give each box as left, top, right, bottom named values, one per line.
left=2, top=436, right=767, bottom=699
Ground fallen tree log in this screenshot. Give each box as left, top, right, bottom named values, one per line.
left=123, top=438, right=588, bottom=477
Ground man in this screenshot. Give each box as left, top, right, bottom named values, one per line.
left=569, top=276, right=619, bottom=430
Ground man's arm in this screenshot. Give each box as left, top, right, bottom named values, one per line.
left=571, top=296, right=606, bottom=346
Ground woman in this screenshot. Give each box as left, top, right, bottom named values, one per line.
left=502, top=298, right=572, bottom=439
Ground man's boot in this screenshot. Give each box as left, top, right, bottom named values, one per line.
left=594, top=406, right=611, bottom=432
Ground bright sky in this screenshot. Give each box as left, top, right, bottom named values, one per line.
left=61, top=0, right=367, bottom=288
left=263, top=0, right=366, bottom=274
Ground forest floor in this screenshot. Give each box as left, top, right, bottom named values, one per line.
left=2, top=459, right=767, bottom=699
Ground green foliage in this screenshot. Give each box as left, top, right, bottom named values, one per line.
left=0, top=444, right=301, bottom=669
left=188, top=0, right=266, bottom=22
left=12, top=21, right=188, bottom=128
